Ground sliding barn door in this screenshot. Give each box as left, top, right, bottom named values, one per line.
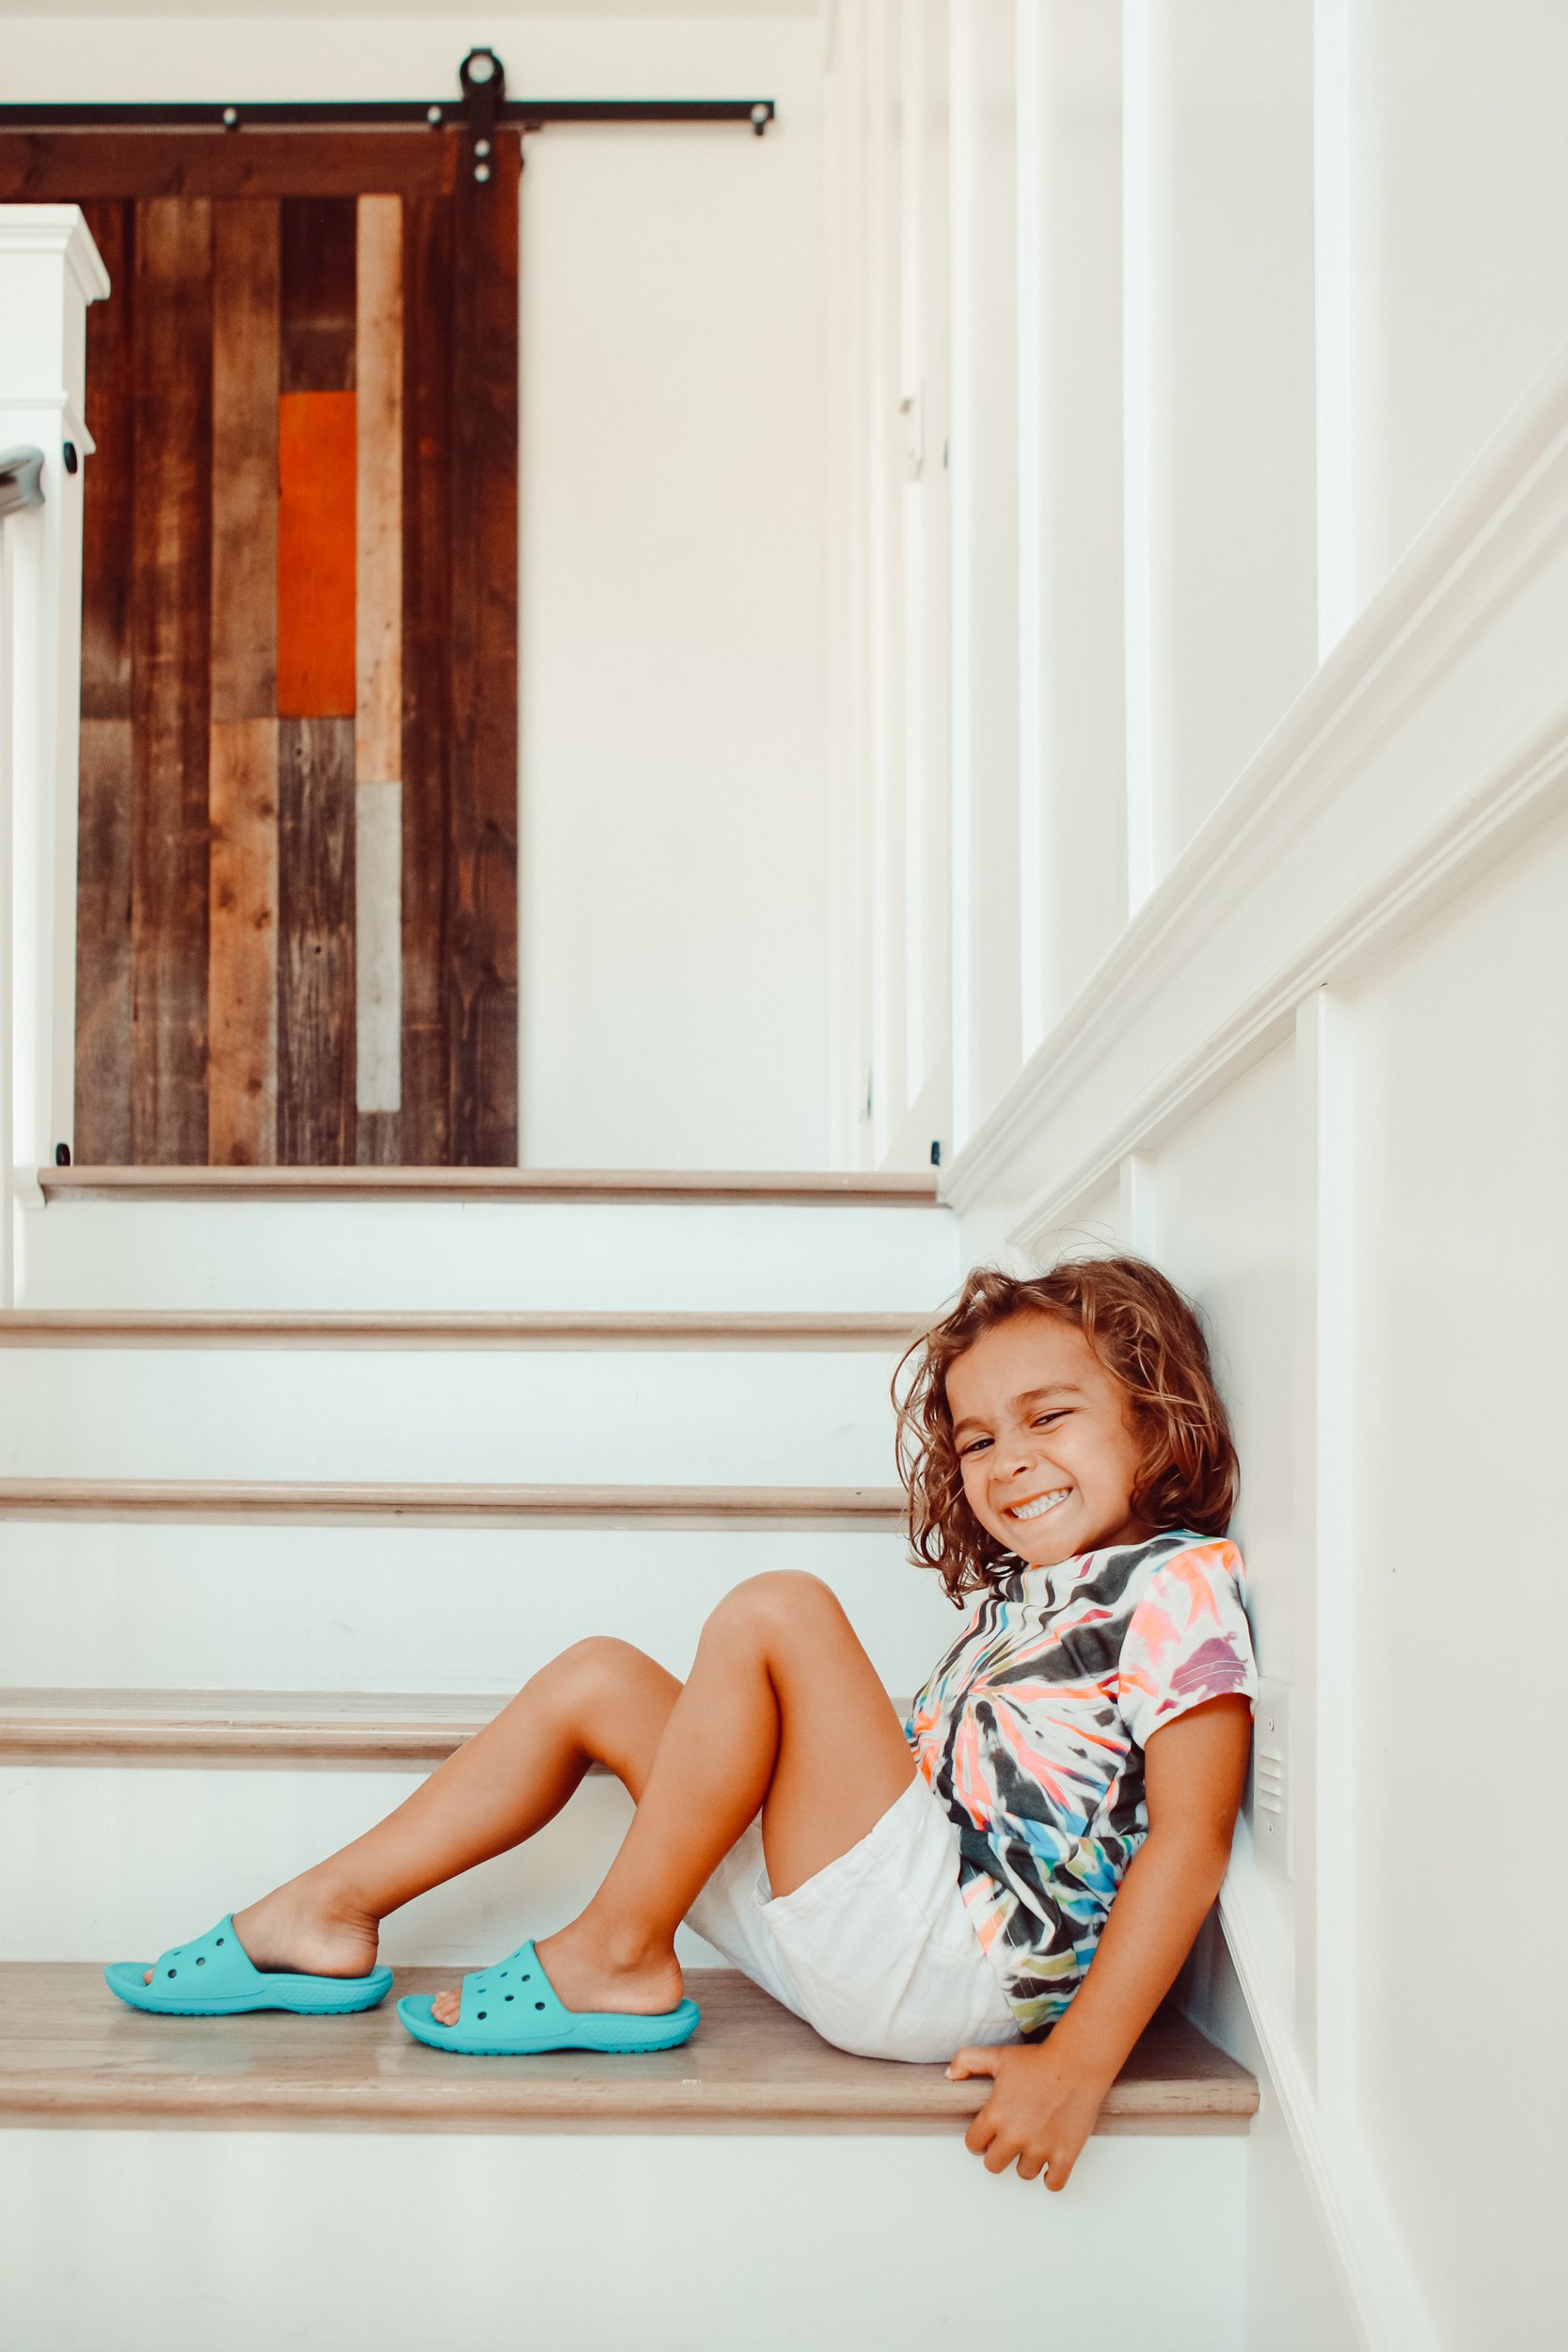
left=0, top=133, right=518, bottom=1164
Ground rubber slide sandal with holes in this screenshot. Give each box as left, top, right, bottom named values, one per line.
left=104, top=1915, right=394, bottom=2016
left=396, top=1938, right=701, bottom=2056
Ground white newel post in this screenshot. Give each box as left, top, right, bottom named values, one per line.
left=0, top=206, right=108, bottom=1304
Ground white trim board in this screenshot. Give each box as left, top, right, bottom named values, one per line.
left=944, top=316, right=1568, bottom=1242
left=1220, top=1861, right=1439, bottom=2352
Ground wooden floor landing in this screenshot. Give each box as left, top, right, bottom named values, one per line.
left=0, top=1967, right=1256, bottom=2136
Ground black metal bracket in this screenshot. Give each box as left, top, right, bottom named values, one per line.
left=0, top=446, right=45, bottom=521
left=460, top=46, right=504, bottom=184
left=0, top=50, right=776, bottom=142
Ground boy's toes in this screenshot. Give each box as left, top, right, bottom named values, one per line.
left=143, top=1969, right=153, bottom=1986
left=432, top=1988, right=461, bottom=2026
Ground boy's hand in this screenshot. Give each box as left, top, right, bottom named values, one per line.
left=947, top=2042, right=1111, bottom=2191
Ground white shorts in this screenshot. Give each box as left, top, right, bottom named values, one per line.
left=684, top=1771, right=1022, bottom=2063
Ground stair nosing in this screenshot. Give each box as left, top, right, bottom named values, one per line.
left=0, top=1687, right=919, bottom=1766
left=40, top=1167, right=945, bottom=1208
left=0, top=1689, right=511, bottom=1764
left=0, top=1310, right=928, bottom=1352
left=0, top=1478, right=907, bottom=1526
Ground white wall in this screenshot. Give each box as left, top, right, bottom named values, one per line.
left=828, top=2, right=1568, bottom=2344
left=515, top=25, right=832, bottom=1168
left=1345, top=0, right=1568, bottom=607
left=1350, top=827, right=1568, bottom=2350
left=1131, top=0, right=1318, bottom=871
left=4, top=11, right=833, bottom=1169
left=1016, top=0, right=1125, bottom=1044
left=0, top=2128, right=1247, bottom=2352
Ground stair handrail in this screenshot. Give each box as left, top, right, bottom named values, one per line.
left=0, top=447, right=44, bottom=522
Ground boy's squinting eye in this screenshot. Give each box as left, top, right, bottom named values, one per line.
left=958, top=1437, right=991, bottom=1457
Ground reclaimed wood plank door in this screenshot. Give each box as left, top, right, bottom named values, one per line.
left=0, top=132, right=519, bottom=1165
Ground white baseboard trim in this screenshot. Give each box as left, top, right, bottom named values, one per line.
left=1219, top=1862, right=1440, bottom=2352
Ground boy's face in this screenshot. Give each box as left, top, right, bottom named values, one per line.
left=945, top=1311, right=1148, bottom=1566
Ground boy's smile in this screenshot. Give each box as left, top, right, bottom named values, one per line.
left=945, top=1311, right=1149, bottom=1565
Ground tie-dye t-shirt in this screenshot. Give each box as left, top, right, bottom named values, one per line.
left=904, top=1531, right=1257, bottom=2038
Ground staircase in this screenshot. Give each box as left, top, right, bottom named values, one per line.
left=0, top=1169, right=1255, bottom=2351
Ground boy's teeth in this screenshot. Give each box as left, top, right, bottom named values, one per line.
left=1010, top=1489, right=1069, bottom=1520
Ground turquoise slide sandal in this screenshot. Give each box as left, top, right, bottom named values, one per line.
left=397, top=1938, right=700, bottom=2056
left=104, top=1915, right=393, bottom=2016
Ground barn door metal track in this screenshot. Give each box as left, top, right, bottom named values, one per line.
left=0, top=47, right=776, bottom=185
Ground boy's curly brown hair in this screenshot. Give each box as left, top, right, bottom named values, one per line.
left=894, top=1256, right=1239, bottom=1605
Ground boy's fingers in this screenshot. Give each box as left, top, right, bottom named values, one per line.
left=946, top=2046, right=996, bottom=2081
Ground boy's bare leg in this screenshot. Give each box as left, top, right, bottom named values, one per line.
left=148, top=1638, right=684, bottom=1985
left=432, top=1570, right=914, bottom=2024
left=156, top=1572, right=912, bottom=2025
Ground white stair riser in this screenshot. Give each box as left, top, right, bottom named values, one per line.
left=0, top=1347, right=907, bottom=1485
left=0, top=2130, right=1246, bottom=2352
left=19, top=1200, right=961, bottom=1311
left=0, top=1764, right=657, bottom=1967
left=0, top=1524, right=955, bottom=1693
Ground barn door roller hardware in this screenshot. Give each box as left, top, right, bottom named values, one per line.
left=0, top=50, right=777, bottom=170
left=461, top=46, right=503, bottom=183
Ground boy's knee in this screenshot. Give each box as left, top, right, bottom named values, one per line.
left=705, top=1570, right=844, bottom=1647
left=547, top=1635, right=653, bottom=1707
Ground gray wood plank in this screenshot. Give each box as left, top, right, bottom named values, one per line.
left=277, top=717, right=356, bottom=1164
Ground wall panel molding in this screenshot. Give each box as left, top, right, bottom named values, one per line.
left=1220, top=1858, right=1439, bottom=2352
left=946, top=324, right=1568, bottom=1247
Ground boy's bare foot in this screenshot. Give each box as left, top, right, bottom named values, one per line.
left=140, top=1874, right=380, bottom=1988
left=428, top=1921, right=684, bottom=2027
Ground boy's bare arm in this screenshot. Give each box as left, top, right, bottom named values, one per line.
left=948, top=1692, right=1253, bottom=2189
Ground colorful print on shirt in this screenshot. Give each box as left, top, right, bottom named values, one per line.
left=904, top=1531, right=1257, bottom=2039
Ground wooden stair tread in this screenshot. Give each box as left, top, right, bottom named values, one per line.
left=0, top=1688, right=915, bottom=1763
left=0, top=1480, right=906, bottom=1527
left=0, top=1964, right=1257, bottom=2134
left=0, top=1309, right=927, bottom=1351
left=40, top=1168, right=943, bottom=1207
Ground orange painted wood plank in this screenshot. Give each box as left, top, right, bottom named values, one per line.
left=210, top=203, right=279, bottom=722
left=208, top=718, right=279, bottom=1166
left=356, top=195, right=403, bottom=785
left=277, top=389, right=356, bottom=719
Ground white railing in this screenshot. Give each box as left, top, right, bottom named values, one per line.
left=0, top=206, right=107, bottom=1305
